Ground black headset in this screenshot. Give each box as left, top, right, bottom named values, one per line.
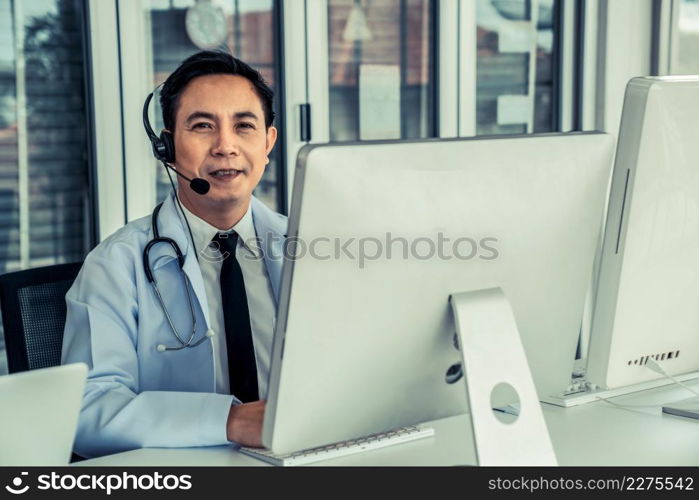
left=142, top=88, right=210, bottom=195
left=142, top=90, right=176, bottom=164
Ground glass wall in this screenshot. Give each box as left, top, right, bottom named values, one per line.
left=146, top=0, right=282, bottom=211
left=674, top=0, right=699, bottom=74
left=0, top=0, right=92, bottom=374
left=327, top=0, right=436, bottom=142
left=476, top=0, right=560, bottom=135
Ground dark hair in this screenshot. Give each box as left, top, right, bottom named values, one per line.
left=159, top=50, right=275, bottom=131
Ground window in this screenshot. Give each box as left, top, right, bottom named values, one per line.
left=0, top=0, right=92, bottom=374
left=145, top=0, right=283, bottom=212
left=327, top=0, right=437, bottom=141
left=673, top=0, right=699, bottom=74
left=476, top=0, right=561, bottom=135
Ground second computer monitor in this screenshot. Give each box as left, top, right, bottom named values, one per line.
left=587, top=76, right=699, bottom=390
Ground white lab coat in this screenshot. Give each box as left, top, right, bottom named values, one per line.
left=61, top=192, right=286, bottom=458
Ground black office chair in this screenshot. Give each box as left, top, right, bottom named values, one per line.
left=0, top=262, right=86, bottom=463
left=0, top=262, right=83, bottom=373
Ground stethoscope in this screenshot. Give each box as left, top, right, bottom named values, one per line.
left=142, top=87, right=215, bottom=353
left=143, top=201, right=215, bottom=353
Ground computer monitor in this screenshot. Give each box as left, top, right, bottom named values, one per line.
left=586, top=76, right=699, bottom=396
left=263, top=133, right=614, bottom=454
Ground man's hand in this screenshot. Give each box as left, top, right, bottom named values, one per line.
left=226, top=400, right=266, bottom=447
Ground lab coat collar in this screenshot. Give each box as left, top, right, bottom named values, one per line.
left=177, top=198, right=262, bottom=259
left=147, top=191, right=194, bottom=272
left=146, top=191, right=287, bottom=312
left=250, top=196, right=286, bottom=304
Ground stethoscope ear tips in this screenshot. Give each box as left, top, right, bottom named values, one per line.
left=156, top=344, right=167, bottom=352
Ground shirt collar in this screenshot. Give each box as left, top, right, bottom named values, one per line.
left=177, top=194, right=260, bottom=258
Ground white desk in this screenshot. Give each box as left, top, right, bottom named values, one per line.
left=77, top=382, right=699, bottom=466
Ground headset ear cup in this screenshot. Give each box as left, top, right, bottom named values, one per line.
left=160, top=131, right=175, bottom=164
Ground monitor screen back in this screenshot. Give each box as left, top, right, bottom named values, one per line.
left=264, top=133, right=614, bottom=454
left=587, top=77, right=699, bottom=389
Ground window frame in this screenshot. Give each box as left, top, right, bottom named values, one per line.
left=86, top=0, right=127, bottom=241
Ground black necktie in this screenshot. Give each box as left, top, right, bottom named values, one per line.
left=212, top=232, right=259, bottom=402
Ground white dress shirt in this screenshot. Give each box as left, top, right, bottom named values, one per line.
left=178, top=198, right=277, bottom=400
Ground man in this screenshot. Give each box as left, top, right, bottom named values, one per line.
left=62, top=51, right=284, bottom=458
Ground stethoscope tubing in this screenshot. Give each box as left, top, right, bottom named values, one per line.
left=145, top=202, right=209, bottom=352
left=150, top=271, right=198, bottom=347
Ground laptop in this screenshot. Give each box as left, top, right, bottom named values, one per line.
left=0, top=363, right=87, bottom=465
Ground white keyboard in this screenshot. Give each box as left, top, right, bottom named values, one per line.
left=239, top=425, right=435, bottom=466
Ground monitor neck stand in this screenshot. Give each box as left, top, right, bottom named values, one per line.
left=450, top=288, right=557, bottom=466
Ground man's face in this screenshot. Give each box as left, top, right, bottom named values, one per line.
left=171, top=74, right=277, bottom=212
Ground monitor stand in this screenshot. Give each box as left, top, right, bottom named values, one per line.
left=450, top=287, right=557, bottom=466
left=243, top=286, right=557, bottom=466
left=542, top=370, right=699, bottom=407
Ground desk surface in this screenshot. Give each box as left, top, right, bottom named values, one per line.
left=77, top=382, right=699, bottom=466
